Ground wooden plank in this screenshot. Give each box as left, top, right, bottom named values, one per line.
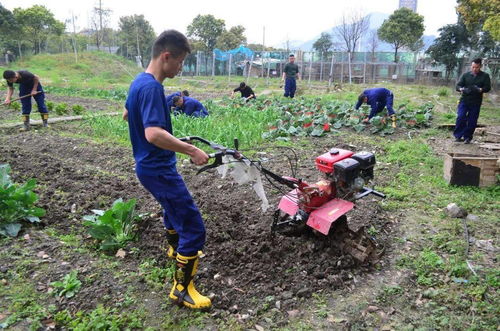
left=0, top=112, right=121, bottom=129
left=479, top=143, right=500, bottom=150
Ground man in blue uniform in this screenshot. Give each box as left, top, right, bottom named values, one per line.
left=454, top=58, right=491, bottom=144
left=165, top=90, right=189, bottom=105
left=124, top=30, right=211, bottom=309
left=355, top=87, right=396, bottom=127
left=171, top=95, right=209, bottom=118
left=281, top=54, right=300, bottom=98
left=3, top=70, right=49, bottom=130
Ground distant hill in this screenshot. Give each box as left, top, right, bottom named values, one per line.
left=280, top=12, right=435, bottom=52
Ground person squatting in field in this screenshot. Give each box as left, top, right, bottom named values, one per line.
left=170, top=95, right=209, bottom=117
left=355, top=87, right=396, bottom=127
left=123, top=29, right=212, bottom=309
left=232, top=82, right=256, bottom=101
left=453, top=58, right=491, bottom=144
left=3, top=70, right=49, bottom=130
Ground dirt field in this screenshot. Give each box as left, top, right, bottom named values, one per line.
left=0, top=94, right=498, bottom=329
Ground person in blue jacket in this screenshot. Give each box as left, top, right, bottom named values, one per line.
left=124, top=29, right=211, bottom=309
left=355, top=87, right=396, bottom=127
left=165, top=90, right=189, bottom=105
left=171, top=95, right=209, bottom=118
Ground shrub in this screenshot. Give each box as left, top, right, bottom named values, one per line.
left=46, top=101, right=55, bottom=111
left=437, top=87, right=450, bottom=97
left=71, top=104, right=86, bottom=115
left=0, top=164, right=45, bottom=237
left=54, top=103, right=69, bottom=115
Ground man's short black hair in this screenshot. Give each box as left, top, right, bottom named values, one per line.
left=151, top=30, right=191, bottom=59
left=239, top=82, right=246, bottom=88
left=472, top=58, right=482, bottom=65
left=172, top=96, right=181, bottom=104
left=358, top=93, right=367, bottom=103
left=289, top=54, right=295, bottom=57
left=182, top=90, right=189, bottom=96
left=3, top=70, right=15, bottom=80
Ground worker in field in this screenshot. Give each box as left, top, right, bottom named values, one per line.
left=454, top=58, right=491, bottom=144
left=124, top=29, right=212, bottom=309
left=282, top=54, right=300, bottom=98
left=355, top=87, right=396, bottom=128
left=165, top=89, right=189, bottom=104
left=2, top=70, right=49, bottom=130
left=231, top=82, right=256, bottom=101
left=171, top=95, right=209, bottom=118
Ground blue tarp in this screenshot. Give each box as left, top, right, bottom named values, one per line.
left=213, top=46, right=254, bottom=61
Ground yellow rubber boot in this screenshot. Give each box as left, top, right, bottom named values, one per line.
left=391, top=114, right=397, bottom=128
left=169, top=253, right=212, bottom=309
left=41, top=113, right=49, bottom=128
left=166, top=229, right=178, bottom=259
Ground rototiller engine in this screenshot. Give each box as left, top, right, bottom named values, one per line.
left=180, top=136, right=385, bottom=261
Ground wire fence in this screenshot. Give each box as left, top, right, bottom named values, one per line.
left=181, top=50, right=498, bottom=87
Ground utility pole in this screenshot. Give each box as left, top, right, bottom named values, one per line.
left=262, top=26, right=265, bottom=78
left=71, top=12, right=78, bottom=62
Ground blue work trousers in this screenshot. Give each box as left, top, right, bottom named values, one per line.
left=454, top=102, right=481, bottom=140
left=284, top=78, right=296, bottom=98
left=137, top=170, right=206, bottom=256
left=19, top=83, right=47, bottom=115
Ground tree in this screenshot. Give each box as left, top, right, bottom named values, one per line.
left=334, top=11, right=370, bottom=55
left=378, top=7, right=424, bottom=62
left=313, top=32, right=333, bottom=54
left=334, top=10, right=370, bottom=83
left=118, top=15, right=156, bottom=66
left=13, top=5, right=65, bottom=54
left=367, top=30, right=379, bottom=61
left=215, top=25, right=247, bottom=50
left=427, top=23, right=468, bottom=81
left=90, top=0, right=112, bottom=50
left=457, top=0, right=500, bottom=40
left=0, top=4, right=17, bottom=37
left=187, top=14, right=225, bottom=51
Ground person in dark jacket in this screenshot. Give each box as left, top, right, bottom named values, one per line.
left=172, top=95, right=208, bottom=118
left=282, top=54, right=300, bottom=98
left=454, top=58, right=491, bottom=144
left=232, top=82, right=256, bottom=101
left=3, top=70, right=49, bottom=130
left=355, top=87, right=396, bottom=127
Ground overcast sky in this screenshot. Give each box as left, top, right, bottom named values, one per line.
left=2, top=0, right=458, bottom=46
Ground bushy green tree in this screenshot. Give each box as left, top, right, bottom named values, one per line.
left=13, top=5, right=65, bottom=54
left=118, top=14, right=155, bottom=66
left=457, top=0, right=500, bottom=41
left=313, top=32, right=333, bottom=54
left=427, top=23, right=469, bottom=81
left=215, top=25, right=247, bottom=50
left=378, top=8, right=424, bottom=62
left=187, top=14, right=225, bottom=51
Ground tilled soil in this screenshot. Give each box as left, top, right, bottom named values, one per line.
left=0, top=126, right=394, bottom=317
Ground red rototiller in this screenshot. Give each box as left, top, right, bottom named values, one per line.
left=180, top=136, right=385, bottom=262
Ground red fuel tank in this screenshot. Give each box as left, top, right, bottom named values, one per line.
left=315, top=148, right=354, bottom=174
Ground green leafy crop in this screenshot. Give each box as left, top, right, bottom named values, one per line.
left=0, top=164, right=45, bottom=237
left=51, top=270, right=82, bottom=298
left=83, top=198, right=143, bottom=252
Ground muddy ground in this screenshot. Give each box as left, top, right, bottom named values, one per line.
left=0, top=125, right=394, bottom=312
left=0, top=94, right=498, bottom=328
